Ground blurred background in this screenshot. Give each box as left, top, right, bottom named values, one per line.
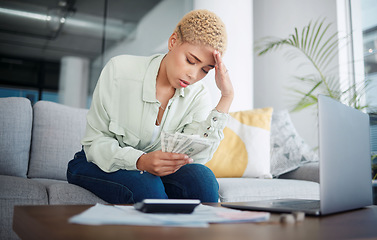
left=0, top=0, right=164, bottom=106
left=0, top=0, right=376, bottom=153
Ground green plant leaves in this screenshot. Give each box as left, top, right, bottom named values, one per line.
left=256, top=18, right=369, bottom=112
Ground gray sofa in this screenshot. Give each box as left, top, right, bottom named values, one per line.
left=0, top=97, right=319, bottom=240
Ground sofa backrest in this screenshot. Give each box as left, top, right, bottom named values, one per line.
left=28, top=101, right=88, bottom=180
left=0, top=97, right=32, bottom=177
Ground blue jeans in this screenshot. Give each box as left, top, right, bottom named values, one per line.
left=66, top=149, right=219, bottom=204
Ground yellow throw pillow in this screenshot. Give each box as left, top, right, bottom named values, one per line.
left=206, top=108, right=273, bottom=178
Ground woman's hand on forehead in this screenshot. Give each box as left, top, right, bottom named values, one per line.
left=213, top=50, right=233, bottom=98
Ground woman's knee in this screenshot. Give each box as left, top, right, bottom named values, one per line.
left=163, top=164, right=219, bottom=202
left=183, top=164, right=218, bottom=186
left=130, top=172, right=169, bottom=201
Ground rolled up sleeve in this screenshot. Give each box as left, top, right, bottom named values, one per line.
left=181, top=99, right=229, bottom=164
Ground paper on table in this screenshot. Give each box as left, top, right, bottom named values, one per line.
left=69, top=203, right=207, bottom=227
left=69, top=203, right=270, bottom=228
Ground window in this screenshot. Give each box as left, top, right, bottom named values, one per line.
left=341, top=0, right=377, bottom=154
left=359, top=0, right=377, bottom=154
left=0, top=56, right=59, bottom=104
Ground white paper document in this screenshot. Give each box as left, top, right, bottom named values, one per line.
left=69, top=203, right=270, bottom=228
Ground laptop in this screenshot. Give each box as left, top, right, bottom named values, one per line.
left=222, top=95, right=373, bottom=216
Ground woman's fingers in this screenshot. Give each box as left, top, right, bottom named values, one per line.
left=213, top=50, right=233, bottom=98
left=213, top=50, right=228, bottom=74
left=137, top=151, right=192, bottom=176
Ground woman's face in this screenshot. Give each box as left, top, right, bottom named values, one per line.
left=165, top=34, right=216, bottom=89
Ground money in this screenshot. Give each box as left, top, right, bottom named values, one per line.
left=161, top=131, right=212, bottom=157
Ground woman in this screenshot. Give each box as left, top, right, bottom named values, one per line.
left=67, top=9, right=233, bottom=204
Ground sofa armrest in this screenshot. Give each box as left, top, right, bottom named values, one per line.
left=278, top=162, right=319, bottom=183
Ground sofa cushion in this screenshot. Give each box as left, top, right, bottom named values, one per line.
left=0, top=175, right=48, bottom=203
left=206, top=108, right=273, bottom=178
left=28, top=101, right=88, bottom=180
left=0, top=175, right=48, bottom=240
left=0, top=97, right=32, bottom=177
left=279, top=161, right=320, bottom=183
left=217, top=178, right=319, bottom=202
left=33, top=178, right=108, bottom=205
left=270, top=110, right=319, bottom=177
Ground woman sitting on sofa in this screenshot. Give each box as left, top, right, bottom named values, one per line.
left=67, top=9, right=233, bottom=204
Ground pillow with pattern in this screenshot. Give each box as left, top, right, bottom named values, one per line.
left=270, top=110, right=319, bottom=177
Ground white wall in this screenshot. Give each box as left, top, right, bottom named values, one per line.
left=253, top=0, right=338, bottom=148
left=101, top=0, right=192, bottom=62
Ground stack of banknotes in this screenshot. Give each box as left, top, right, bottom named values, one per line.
left=161, top=131, right=212, bottom=157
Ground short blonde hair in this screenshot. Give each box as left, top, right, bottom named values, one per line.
left=174, top=9, right=227, bottom=54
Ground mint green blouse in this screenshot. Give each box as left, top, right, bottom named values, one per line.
left=81, top=54, right=228, bottom=173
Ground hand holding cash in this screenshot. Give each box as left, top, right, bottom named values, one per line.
left=161, top=131, right=212, bottom=157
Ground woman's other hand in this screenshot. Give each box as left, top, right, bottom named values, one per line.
left=136, top=151, right=193, bottom=176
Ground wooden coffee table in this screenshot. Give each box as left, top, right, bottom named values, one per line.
left=13, top=204, right=377, bottom=240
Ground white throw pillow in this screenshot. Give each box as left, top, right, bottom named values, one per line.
left=206, top=108, right=273, bottom=178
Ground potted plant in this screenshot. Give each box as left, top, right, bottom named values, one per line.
left=256, top=19, right=377, bottom=185
left=255, top=18, right=372, bottom=112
